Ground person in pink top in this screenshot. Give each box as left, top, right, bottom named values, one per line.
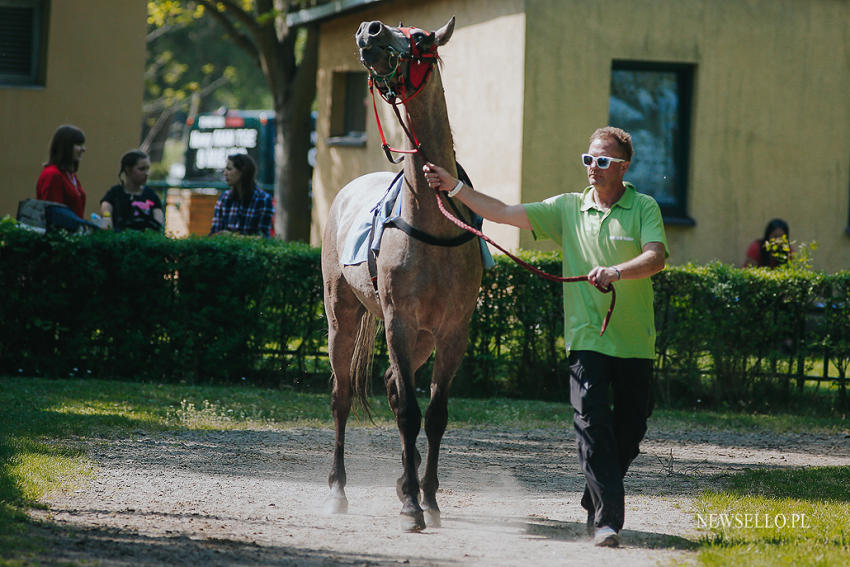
left=36, top=125, right=87, bottom=218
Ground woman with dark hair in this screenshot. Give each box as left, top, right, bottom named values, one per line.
left=36, top=125, right=87, bottom=218
left=100, top=150, right=164, bottom=232
left=209, top=153, right=274, bottom=237
left=744, top=218, right=792, bottom=267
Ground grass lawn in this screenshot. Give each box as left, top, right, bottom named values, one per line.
left=1, top=375, right=848, bottom=566
left=695, top=467, right=850, bottom=566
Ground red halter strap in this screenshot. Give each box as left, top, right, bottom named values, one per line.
left=368, top=27, right=439, bottom=163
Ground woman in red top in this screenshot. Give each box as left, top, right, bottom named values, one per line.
left=744, top=218, right=792, bottom=268
left=36, top=125, right=87, bottom=218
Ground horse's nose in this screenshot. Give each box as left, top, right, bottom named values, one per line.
left=357, top=20, right=388, bottom=48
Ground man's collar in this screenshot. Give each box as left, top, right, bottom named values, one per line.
left=580, top=182, right=636, bottom=211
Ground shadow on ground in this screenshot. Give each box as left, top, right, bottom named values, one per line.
left=522, top=517, right=699, bottom=550
left=15, top=516, right=461, bottom=567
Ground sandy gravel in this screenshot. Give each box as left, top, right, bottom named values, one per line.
left=27, top=421, right=850, bottom=566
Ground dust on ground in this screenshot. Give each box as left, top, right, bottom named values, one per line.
left=25, top=420, right=850, bottom=566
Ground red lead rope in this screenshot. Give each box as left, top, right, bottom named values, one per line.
left=433, top=191, right=616, bottom=336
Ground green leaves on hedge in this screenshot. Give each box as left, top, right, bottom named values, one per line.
left=1, top=225, right=847, bottom=408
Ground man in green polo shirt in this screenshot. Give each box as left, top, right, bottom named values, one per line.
left=423, top=126, right=668, bottom=547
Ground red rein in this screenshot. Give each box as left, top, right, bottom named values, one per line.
left=368, top=27, right=615, bottom=335
left=433, top=192, right=616, bottom=336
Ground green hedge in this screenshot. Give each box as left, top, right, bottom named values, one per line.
left=0, top=222, right=324, bottom=385
left=465, top=255, right=849, bottom=407
left=1, top=222, right=847, bottom=407
left=651, top=263, right=849, bottom=408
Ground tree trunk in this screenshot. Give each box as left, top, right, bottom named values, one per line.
left=270, top=25, right=318, bottom=242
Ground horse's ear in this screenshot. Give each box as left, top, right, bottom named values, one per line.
left=417, top=31, right=437, bottom=53
left=434, top=16, right=455, bottom=46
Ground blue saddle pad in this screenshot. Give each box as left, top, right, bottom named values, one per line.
left=341, top=171, right=494, bottom=269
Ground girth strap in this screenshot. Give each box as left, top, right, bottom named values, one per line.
left=386, top=217, right=476, bottom=247
left=368, top=163, right=477, bottom=291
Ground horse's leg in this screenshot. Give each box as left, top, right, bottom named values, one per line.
left=384, top=334, right=433, bottom=503
left=384, top=317, right=427, bottom=531
left=420, top=330, right=468, bottom=527
left=324, top=291, right=363, bottom=515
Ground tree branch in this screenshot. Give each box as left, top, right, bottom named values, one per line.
left=197, top=0, right=262, bottom=34
left=142, top=73, right=231, bottom=115
left=146, top=22, right=182, bottom=43
left=193, top=0, right=261, bottom=62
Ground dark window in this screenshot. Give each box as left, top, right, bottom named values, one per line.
left=327, top=71, right=368, bottom=146
left=0, top=0, right=49, bottom=87
left=609, top=61, right=694, bottom=224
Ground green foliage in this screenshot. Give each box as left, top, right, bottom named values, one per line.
left=1, top=224, right=848, bottom=409
left=466, top=256, right=850, bottom=409
left=460, top=251, right=567, bottom=398
left=145, top=5, right=271, bottom=114
left=652, top=263, right=849, bottom=410
left=0, top=225, right=324, bottom=386
left=144, top=0, right=323, bottom=116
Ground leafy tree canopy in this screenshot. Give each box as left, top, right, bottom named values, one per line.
left=144, top=0, right=275, bottom=154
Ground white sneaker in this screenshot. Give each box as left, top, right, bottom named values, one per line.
left=593, top=526, right=620, bottom=547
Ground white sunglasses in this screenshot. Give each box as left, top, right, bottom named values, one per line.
left=581, top=154, right=626, bottom=169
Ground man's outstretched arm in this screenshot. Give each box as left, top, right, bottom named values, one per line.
left=423, top=163, right=532, bottom=230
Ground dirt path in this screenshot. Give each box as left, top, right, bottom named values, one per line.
left=29, top=422, right=850, bottom=566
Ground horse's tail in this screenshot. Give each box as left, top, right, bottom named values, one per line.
left=350, top=310, right=379, bottom=420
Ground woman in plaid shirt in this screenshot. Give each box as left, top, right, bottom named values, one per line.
left=210, top=153, right=274, bottom=237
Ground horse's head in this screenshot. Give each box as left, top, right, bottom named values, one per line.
left=356, top=17, right=455, bottom=101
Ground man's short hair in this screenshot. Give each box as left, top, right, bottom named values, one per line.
left=590, top=127, right=633, bottom=161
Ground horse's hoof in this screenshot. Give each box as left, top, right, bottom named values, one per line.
left=400, top=510, right=426, bottom=532
left=424, top=508, right=441, bottom=528
left=324, top=490, right=348, bottom=515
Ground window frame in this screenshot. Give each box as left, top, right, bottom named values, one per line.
left=609, top=60, right=695, bottom=225
left=326, top=70, right=368, bottom=147
left=0, top=0, right=50, bottom=88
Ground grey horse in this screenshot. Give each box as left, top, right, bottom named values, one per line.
left=321, top=17, right=483, bottom=531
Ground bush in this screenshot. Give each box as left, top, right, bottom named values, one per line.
left=0, top=224, right=324, bottom=387
left=467, top=257, right=849, bottom=408
left=1, top=223, right=847, bottom=408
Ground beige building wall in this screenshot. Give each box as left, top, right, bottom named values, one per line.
left=523, top=0, right=848, bottom=270
left=0, top=1, right=147, bottom=220
left=311, top=0, right=526, bottom=249
left=312, top=0, right=848, bottom=271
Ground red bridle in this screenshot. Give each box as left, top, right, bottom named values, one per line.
left=367, top=27, right=439, bottom=164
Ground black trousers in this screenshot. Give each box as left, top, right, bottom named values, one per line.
left=569, top=350, right=654, bottom=532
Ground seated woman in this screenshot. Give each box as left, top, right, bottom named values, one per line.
left=100, top=150, right=164, bottom=232
left=744, top=218, right=792, bottom=268
left=209, top=153, right=273, bottom=237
